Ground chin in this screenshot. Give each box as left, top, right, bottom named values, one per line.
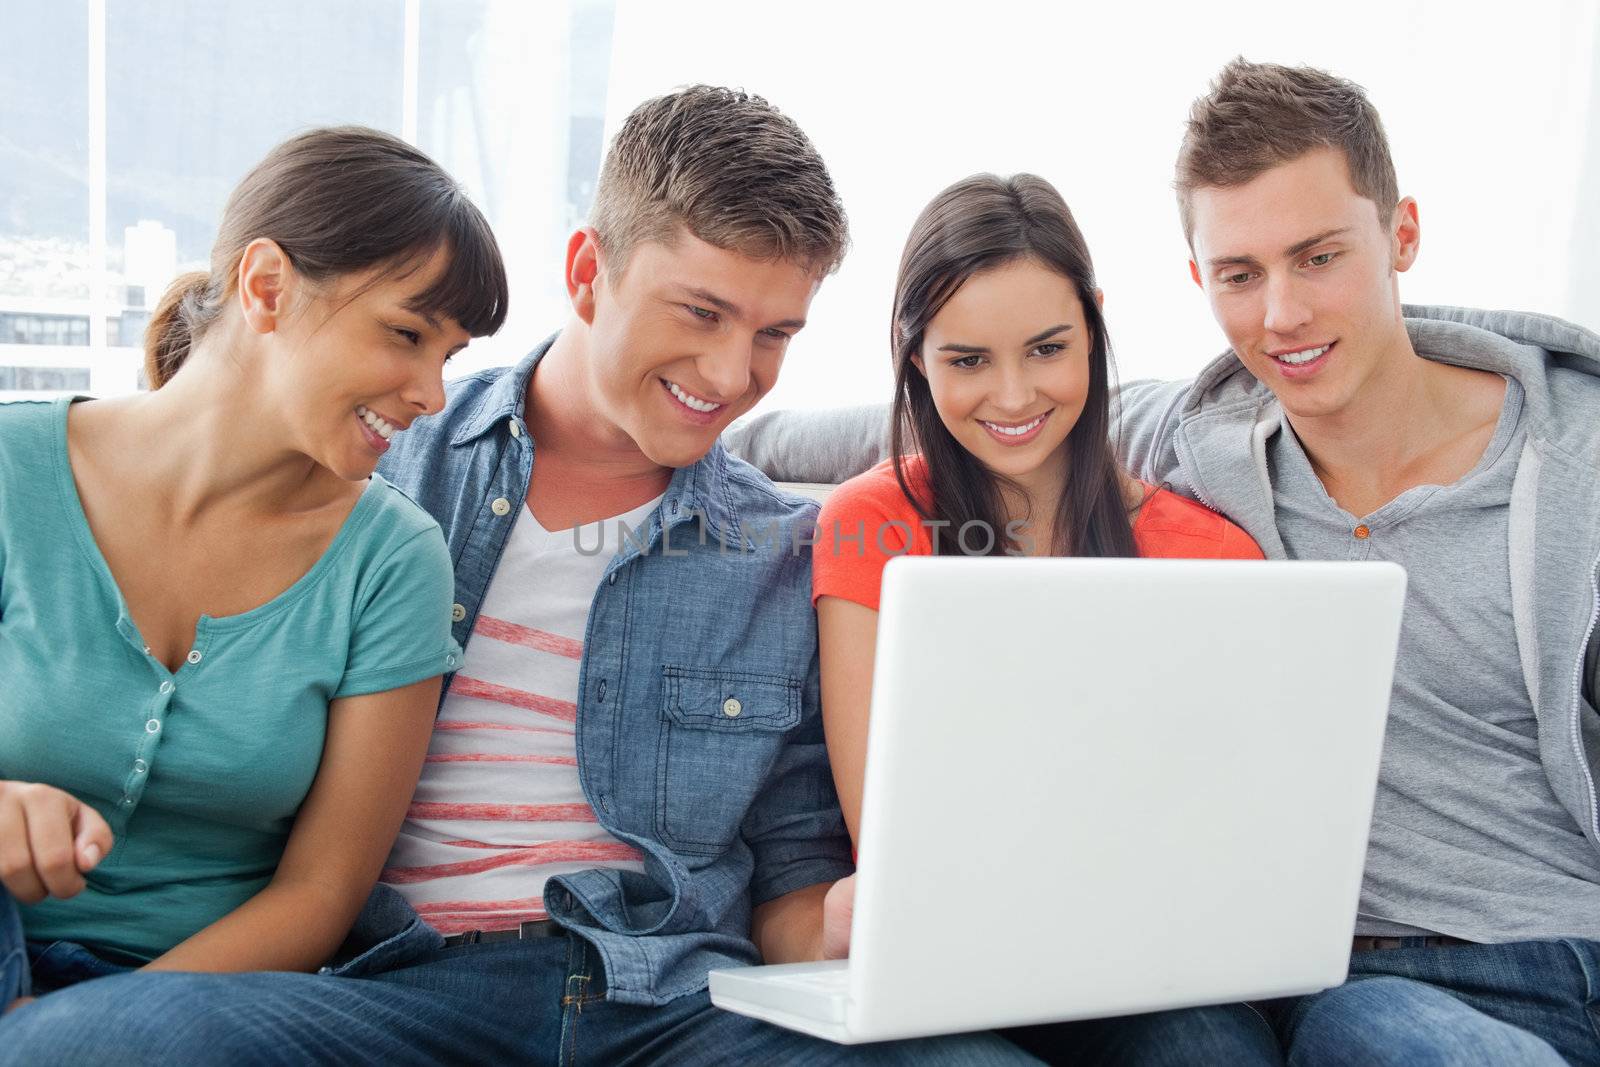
left=327, top=454, right=379, bottom=482
left=639, top=432, right=717, bottom=469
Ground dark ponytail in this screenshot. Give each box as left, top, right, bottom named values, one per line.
left=141, top=126, right=508, bottom=389
left=144, top=271, right=214, bottom=389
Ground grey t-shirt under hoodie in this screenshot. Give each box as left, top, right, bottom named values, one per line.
left=1271, top=375, right=1600, bottom=940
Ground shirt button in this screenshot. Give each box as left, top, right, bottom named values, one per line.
left=186, top=650, right=202, bottom=665
left=133, top=759, right=147, bottom=774
left=608, top=572, right=617, bottom=586
left=723, top=697, right=742, bottom=718
left=1353, top=525, right=1371, bottom=540
left=451, top=603, right=466, bottom=623
left=445, top=653, right=457, bottom=668
left=491, top=497, right=511, bottom=516
left=509, top=421, right=522, bottom=439
left=159, top=680, right=174, bottom=695
left=120, top=797, right=134, bottom=807
left=145, top=719, right=161, bottom=734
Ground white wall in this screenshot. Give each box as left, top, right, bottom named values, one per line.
left=604, top=0, right=1600, bottom=410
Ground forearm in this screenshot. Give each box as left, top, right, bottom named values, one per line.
left=750, top=881, right=830, bottom=964
left=144, top=875, right=364, bottom=974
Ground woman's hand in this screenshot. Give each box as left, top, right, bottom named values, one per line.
left=0, top=781, right=113, bottom=904
left=821, top=873, right=855, bottom=960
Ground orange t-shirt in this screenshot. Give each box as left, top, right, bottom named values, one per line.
left=812, top=455, right=1264, bottom=610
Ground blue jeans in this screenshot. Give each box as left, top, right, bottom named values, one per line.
left=1030, top=939, right=1600, bottom=1066
left=0, top=886, right=1040, bottom=1066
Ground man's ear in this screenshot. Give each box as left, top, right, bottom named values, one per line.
left=1391, top=197, right=1421, bottom=274
left=1188, top=259, right=1204, bottom=290
left=566, top=227, right=603, bottom=324
left=236, top=238, right=292, bottom=335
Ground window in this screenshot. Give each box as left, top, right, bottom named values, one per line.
left=0, top=0, right=615, bottom=396
left=605, top=4, right=1600, bottom=410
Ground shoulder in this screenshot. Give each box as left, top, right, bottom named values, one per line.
left=365, top=474, right=450, bottom=542
left=818, top=456, right=925, bottom=528
left=0, top=399, right=58, bottom=451
left=344, top=476, right=455, bottom=588
left=1134, top=484, right=1264, bottom=560
left=0, top=400, right=63, bottom=491
left=719, top=447, right=824, bottom=528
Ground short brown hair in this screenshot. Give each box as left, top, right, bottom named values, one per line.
left=1175, top=58, right=1399, bottom=243
left=589, top=85, right=848, bottom=276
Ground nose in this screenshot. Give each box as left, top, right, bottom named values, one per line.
left=403, top=364, right=447, bottom=418
left=1262, top=272, right=1313, bottom=337
left=695, top=336, right=753, bottom=402
left=991, top=360, right=1035, bottom=415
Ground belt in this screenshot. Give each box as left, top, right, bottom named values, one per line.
left=1351, top=934, right=1475, bottom=953
left=442, top=920, right=562, bottom=948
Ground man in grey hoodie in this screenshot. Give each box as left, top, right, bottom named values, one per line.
left=730, top=59, right=1600, bottom=1066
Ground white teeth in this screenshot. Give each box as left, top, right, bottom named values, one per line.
left=666, top=381, right=723, bottom=414
left=981, top=414, right=1046, bottom=437
left=1277, top=345, right=1327, bottom=366
left=356, top=404, right=396, bottom=440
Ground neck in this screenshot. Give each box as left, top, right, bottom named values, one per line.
left=996, top=445, right=1069, bottom=554
left=527, top=324, right=673, bottom=491
left=1284, top=331, right=1447, bottom=485
left=120, top=339, right=338, bottom=523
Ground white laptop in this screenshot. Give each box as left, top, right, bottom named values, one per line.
left=711, top=557, right=1406, bottom=1044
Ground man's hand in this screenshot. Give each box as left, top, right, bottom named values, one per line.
left=821, top=873, right=854, bottom=960
left=0, top=780, right=113, bottom=904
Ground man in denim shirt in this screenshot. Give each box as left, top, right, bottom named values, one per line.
left=0, top=88, right=1038, bottom=1065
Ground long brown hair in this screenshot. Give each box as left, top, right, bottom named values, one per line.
left=888, top=173, right=1138, bottom=558
left=144, top=126, right=509, bottom=389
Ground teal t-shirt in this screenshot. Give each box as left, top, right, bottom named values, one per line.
left=0, top=398, right=461, bottom=961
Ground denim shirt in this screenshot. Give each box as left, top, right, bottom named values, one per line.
left=376, top=335, right=852, bottom=1005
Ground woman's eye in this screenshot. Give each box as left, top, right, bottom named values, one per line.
left=1031, top=343, right=1064, bottom=358
left=394, top=328, right=421, bottom=345
left=950, top=355, right=983, bottom=369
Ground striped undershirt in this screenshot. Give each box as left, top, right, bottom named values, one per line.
left=384, top=493, right=660, bottom=934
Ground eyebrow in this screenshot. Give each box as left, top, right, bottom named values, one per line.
left=398, top=301, right=444, bottom=331
left=682, top=287, right=807, bottom=331
left=937, top=323, right=1074, bottom=354
left=1206, top=228, right=1352, bottom=270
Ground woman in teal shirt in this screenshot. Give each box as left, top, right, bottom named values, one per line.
left=0, top=127, right=506, bottom=1009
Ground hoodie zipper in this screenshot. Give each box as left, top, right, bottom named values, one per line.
left=1572, top=558, right=1600, bottom=838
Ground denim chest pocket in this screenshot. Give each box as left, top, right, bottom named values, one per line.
left=656, top=665, right=803, bottom=855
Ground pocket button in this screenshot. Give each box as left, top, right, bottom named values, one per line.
left=722, top=697, right=742, bottom=718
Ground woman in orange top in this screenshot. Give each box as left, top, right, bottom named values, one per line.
left=812, top=174, right=1263, bottom=956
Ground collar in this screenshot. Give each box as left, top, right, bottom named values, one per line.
left=449, top=331, right=745, bottom=545
left=658, top=439, right=744, bottom=550
left=448, top=334, right=556, bottom=447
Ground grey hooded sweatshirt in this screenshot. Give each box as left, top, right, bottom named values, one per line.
left=726, top=305, right=1600, bottom=937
